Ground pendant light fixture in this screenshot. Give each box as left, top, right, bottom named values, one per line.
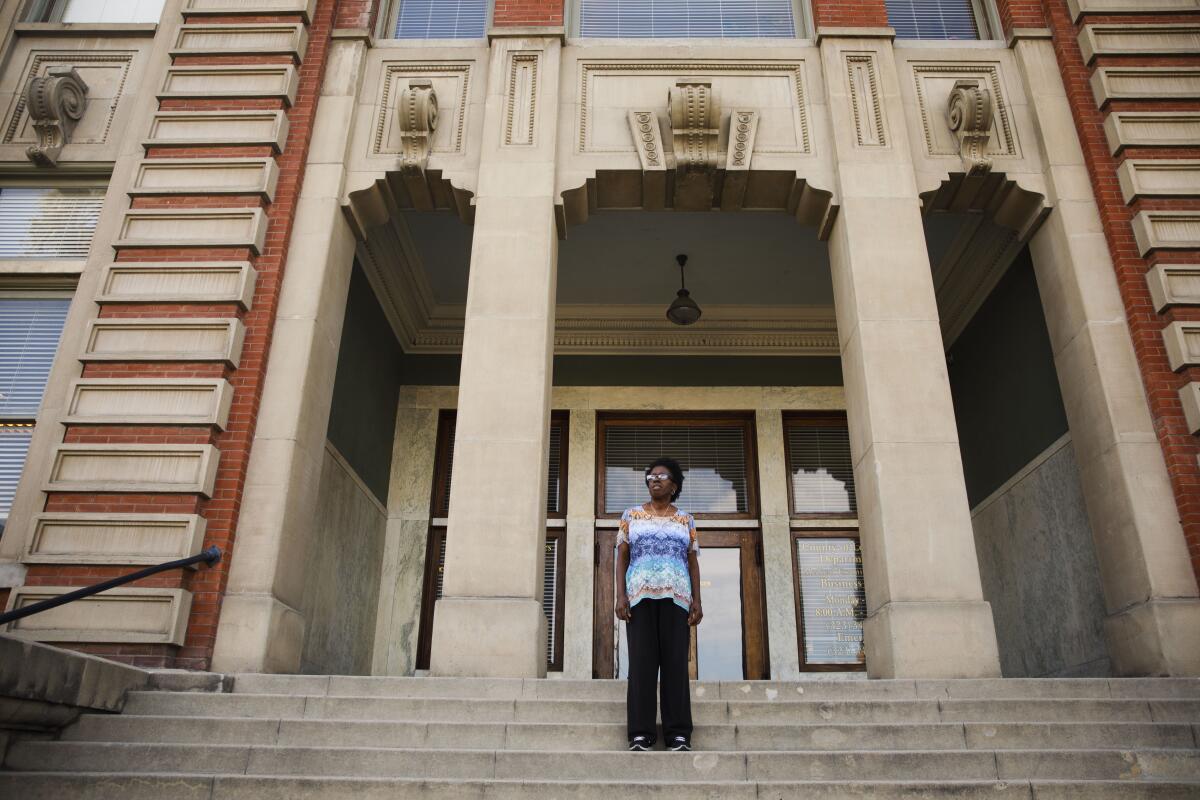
left=666, top=253, right=702, bottom=326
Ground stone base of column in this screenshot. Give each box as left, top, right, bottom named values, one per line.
left=429, top=596, right=547, bottom=678
left=865, top=600, right=1002, bottom=678
left=1105, top=598, right=1200, bottom=677
left=211, top=594, right=305, bottom=674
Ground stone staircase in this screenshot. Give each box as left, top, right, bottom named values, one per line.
left=2, top=674, right=1199, bottom=798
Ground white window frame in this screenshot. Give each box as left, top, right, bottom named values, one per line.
left=377, top=0, right=494, bottom=41
left=569, top=0, right=812, bottom=40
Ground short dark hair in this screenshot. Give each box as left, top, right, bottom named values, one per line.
left=645, top=457, right=684, bottom=502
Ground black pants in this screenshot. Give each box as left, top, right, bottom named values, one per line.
left=626, top=598, right=692, bottom=743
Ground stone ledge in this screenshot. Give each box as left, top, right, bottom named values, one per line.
left=159, top=65, right=299, bottom=106
left=3, top=588, right=193, bottom=646
left=97, top=262, right=257, bottom=308
left=1117, top=159, right=1200, bottom=203
left=1068, top=0, right=1200, bottom=22
left=80, top=317, right=246, bottom=367
left=1161, top=321, right=1200, bottom=372
left=1104, top=111, right=1200, bottom=154
left=22, top=512, right=207, bottom=566
left=183, top=0, right=317, bottom=24
left=44, top=444, right=221, bottom=497
left=144, top=110, right=290, bottom=153
left=172, top=22, right=309, bottom=63
left=1131, top=209, right=1200, bottom=256
left=1145, top=263, right=1200, bottom=312
left=113, top=208, right=268, bottom=254
left=1079, top=24, right=1200, bottom=63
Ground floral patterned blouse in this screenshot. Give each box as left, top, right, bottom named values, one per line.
left=618, top=505, right=700, bottom=612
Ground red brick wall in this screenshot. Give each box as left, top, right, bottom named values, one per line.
left=1041, top=0, right=1200, bottom=582
left=334, top=0, right=378, bottom=29
left=19, top=0, right=341, bottom=669
left=811, top=0, right=890, bottom=30
left=493, top=0, right=564, bottom=27
left=994, top=0, right=1047, bottom=36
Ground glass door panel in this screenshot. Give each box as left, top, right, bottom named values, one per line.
left=695, top=547, right=744, bottom=680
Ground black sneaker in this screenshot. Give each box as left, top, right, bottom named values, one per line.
left=628, top=736, right=652, bottom=751
left=667, top=736, right=691, bottom=751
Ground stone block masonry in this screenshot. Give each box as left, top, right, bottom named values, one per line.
left=7, top=0, right=339, bottom=670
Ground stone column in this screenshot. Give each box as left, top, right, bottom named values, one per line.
left=429, top=33, right=562, bottom=678
left=562, top=406, right=597, bottom=678
left=819, top=33, right=1001, bottom=678
left=1014, top=36, right=1200, bottom=676
left=755, top=409, right=801, bottom=679
left=210, top=34, right=367, bottom=673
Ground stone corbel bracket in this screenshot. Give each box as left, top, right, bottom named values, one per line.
left=669, top=80, right=720, bottom=211
left=721, top=109, right=760, bottom=211
left=627, top=110, right=667, bottom=210
left=947, top=79, right=994, bottom=177
left=397, top=78, right=439, bottom=209
left=23, top=66, right=89, bottom=167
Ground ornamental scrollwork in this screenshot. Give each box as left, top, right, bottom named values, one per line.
left=397, top=78, right=438, bottom=175
left=947, top=79, right=994, bottom=176
left=668, top=80, right=720, bottom=174
left=23, top=66, right=89, bottom=167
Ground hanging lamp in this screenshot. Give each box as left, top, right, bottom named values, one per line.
left=666, top=254, right=702, bottom=326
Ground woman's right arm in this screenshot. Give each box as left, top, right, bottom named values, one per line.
left=615, top=541, right=631, bottom=620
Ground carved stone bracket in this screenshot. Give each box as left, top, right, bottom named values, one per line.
left=722, top=109, right=760, bottom=211
left=23, top=66, right=89, bottom=167
left=668, top=80, right=720, bottom=173
left=627, top=110, right=667, bottom=210
left=947, top=79, right=994, bottom=176
left=398, top=78, right=438, bottom=174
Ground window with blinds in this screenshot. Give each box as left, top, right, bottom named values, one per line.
left=601, top=419, right=754, bottom=515
left=0, top=425, right=33, bottom=537
left=580, top=0, right=797, bottom=38
left=435, top=413, right=566, bottom=517
left=428, top=530, right=564, bottom=669
left=0, top=188, right=103, bottom=260
left=885, top=0, right=985, bottom=40
left=785, top=416, right=856, bottom=517
left=25, top=0, right=164, bottom=22
left=393, top=0, right=487, bottom=39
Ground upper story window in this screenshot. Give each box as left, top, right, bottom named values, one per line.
left=0, top=188, right=103, bottom=260
left=885, top=0, right=991, bottom=40
left=24, top=0, right=165, bottom=23
left=391, top=0, right=488, bottom=39
left=579, top=0, right=799, bottom=38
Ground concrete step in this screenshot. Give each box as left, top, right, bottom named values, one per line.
left=8, top=741, right=1200, bottom=782
left=7, top=773, right=1200, bottom=800
left=119, top=691, right=1200, bottom=725
left=61, top=714, right=1200, bottom=752
left=229, top=674, right=1200, bottom=702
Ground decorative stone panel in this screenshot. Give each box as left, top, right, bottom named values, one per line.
left=1078, top=25, right=1200, bottom=62
left=172, top=23, right=308, bottom=63
left=64, top=378, right=235, bottom=428
left=183, top=0, right=317, bottom=22
left=97, top=262, right=257, bottom=308
left=1179, top=383, right=1200, bottom=435
left=1117, top=160, right=1200, bottom=202
left=81, top=318, right=245, bottom=366
left=911, top=63, right=1018, bottom=162
left=1068, top=0, right=1200, bottom=21
left=846, top=53, right=885, bottom=148
left=3, top=587, right=193, bottom=645
left=1146, top=264, right=1200, bottom=312
left=130, top=159, right=278, bottom=199
left=23, top=513, right=207, bottom=566
left=503, top=52, right=539, bottom=147
left=1163, top=322, right=1200, bottom=372
left=1131, top=210, right=1200, bottom=255
left=114, top=209, right=268, bottom=253
left=373, top=64, right=471, bottom=157
left=1090, top=67, right=1200, bottom=107
left=145, top=110, right=289, bottom=152
left=1104, top=112, right=1200, bottom=154
left=45, top=444, right=220, bottom=496
left=2, top=51, right=133, bottom=150
left=577, top=60, right=811, bottom=156
left=160, top=65, right=298, bottom=105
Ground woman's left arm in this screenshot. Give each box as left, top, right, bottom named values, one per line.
left=687, top=550, right=703, bottom=626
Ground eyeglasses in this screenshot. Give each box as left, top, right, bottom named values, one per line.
left=645, top=473, right=673, bottom=484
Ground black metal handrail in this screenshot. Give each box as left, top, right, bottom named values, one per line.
left=0, top=547, right=221, bottom=626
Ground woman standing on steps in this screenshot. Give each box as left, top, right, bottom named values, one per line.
left=615, top=457, right=704, bottom=753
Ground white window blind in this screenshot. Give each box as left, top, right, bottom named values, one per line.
left=885, top=0, right=982, bottom=40
left=786, top=421, right=856, bottom=515
left=0, top=424, right=34, bottom=536
left=438, top=417, right=563, bottom=516
left=58, top=0, right=164, bottom=22
left=0, top=188, right=103, bottom=260
left=0, top=299, right=70, bottom=418
left=603, top=423, right=749, bottom=514
left=580, top=0, right=796, bottom=38
left=394, top=0, right=487, bottom=39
